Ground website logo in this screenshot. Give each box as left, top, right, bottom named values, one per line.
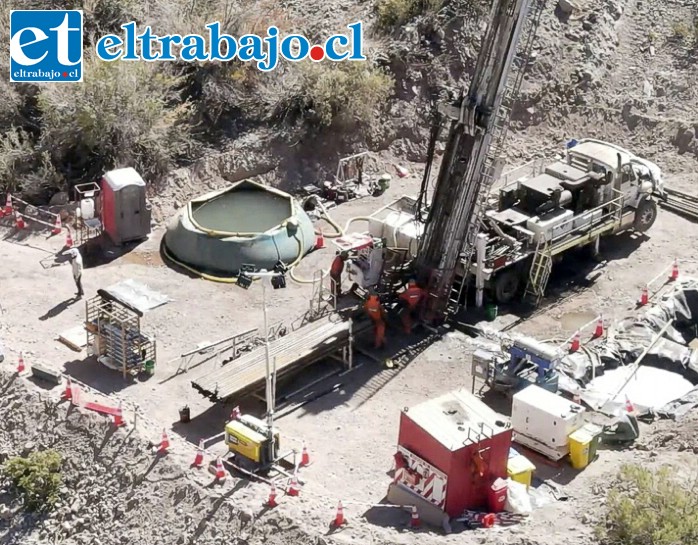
left=10, top=10, right=83, bottom=83
left=95, top=22, right=366, bottom=72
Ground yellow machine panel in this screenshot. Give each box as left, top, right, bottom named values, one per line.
left=225, top=420, right=267, bottom=463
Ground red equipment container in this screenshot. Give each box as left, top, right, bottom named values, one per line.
left=395, top=389, right=513, bottom=517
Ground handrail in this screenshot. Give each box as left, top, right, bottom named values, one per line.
left=548, top=189, right=625, bottom=246
left=496, top=158, right=547, bottom=192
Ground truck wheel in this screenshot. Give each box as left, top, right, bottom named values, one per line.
left=494, top=269, right=520, bottom=304
left=633, top=198, right=657, bottom=233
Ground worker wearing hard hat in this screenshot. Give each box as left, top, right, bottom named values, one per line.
left=398, top=279, right=426, bottom=334
left=363, top=290, right=387, bottom=349
left=63, top=247, right=84, bottom=298
left=329, top=251, right=349, bottom=301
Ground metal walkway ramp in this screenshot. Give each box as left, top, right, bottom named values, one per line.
left=191, top=314, right=370, bottom=402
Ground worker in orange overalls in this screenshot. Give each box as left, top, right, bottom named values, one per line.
left=364, top=290, right=387, bottom=349
left=329, top=251, right=348, bottom=300
left=398, top=279, right=425, bottom=333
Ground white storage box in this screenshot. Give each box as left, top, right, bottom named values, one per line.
left=571, top=208, right=603, bottom=231
left=526, top=209, right=574, bottom=243
left=511, top=385, right=585, bottom=460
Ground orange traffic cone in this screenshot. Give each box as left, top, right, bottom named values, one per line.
left=409, top=505, right=420, bottom=527
left=4, top=193, right=12, bottom=215
left=288, top=472, right=300, bottom=496
left=52, top=214, right=62, bottom=235
left=300, top=443, right=310, bottom=467
left=670, top=259, right=679, bottom=281
left=267, top=482, right=278, bottom=507
left=63, top=377, right=73, bottom=400
left=639, top=285, right=649, bottom=306
left=65, top=229, right=73, bottom=248
left=333, top=501, right=346, bottom=526
left=159, top=429, right=170, bottom=453
left=192, top=439, right=204, bottom=468
left=15, top=211, right=25, bottom=230
left=113, top=402, right=124, bottom=427
left=315, top=231, right=325, bottom=249
left=394, top=164, right=409, bottom=178
left=624, top=395, right=635, bottom=413
left=593, top=315, right=604, bottom=338
left=215, top=457, right=226, bottom=481
left=569, top=331, right=581, bottom=353
left=17, top=352, right=25, bottom=374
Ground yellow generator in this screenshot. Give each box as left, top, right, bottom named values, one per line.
left=225, top=414, right=280, bottom=466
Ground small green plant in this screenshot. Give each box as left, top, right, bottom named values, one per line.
left=3, top=450, right=63, bottom=511
left=376, top=0, right=444, bottom=29
left=599, top=464, right=698, bottom=545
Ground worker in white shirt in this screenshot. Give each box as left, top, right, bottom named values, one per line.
left=63, top=248, right=84, bottom=298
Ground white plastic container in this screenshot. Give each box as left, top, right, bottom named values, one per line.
left=80, top=198, right=95, bottom=220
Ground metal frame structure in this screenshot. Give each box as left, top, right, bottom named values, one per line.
left=415, top=0, right=546, bottom=321
left=85, top=294, right=156, bottom=379
left=73, top=182, right=103, bottom=246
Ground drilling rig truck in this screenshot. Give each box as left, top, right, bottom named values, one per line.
left=334, top=0, right=664, bottom=314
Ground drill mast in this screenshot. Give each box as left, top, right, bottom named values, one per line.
left=416, top=0, right=544, bottom=320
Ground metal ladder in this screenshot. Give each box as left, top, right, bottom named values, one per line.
left=524, top=237, right=553, bottom=306
left=450, top=0, right=547, bottom=310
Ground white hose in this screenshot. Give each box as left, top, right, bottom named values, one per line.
left=288, top=208, right=393, bottom=285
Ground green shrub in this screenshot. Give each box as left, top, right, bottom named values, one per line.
left=37, top=57, right=192, bottom=185
left=0, top=128, right=63, bottom=201
left=376, top=0, right=444, bottom=29
left=599, top=464, right=698, bottom=545
left=285, top=61, right=393, bottom=129
left=3, top=450, right=63, bottom=512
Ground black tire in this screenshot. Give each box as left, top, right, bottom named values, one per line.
left=633, top=198, right=657, bottom=233
left=494, top=269, right=521, bottom=304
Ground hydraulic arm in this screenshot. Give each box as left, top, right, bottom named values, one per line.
left=416, top=0, right=543, bottom=320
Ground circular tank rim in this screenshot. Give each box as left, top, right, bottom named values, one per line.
left=187, top=180, right=299, bottom=238
left=162, top=181, right=316, bottom=280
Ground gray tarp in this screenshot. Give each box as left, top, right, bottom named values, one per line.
left=470, top=278, right=698, bottom=418
left=657, top=386, right=698, bottom=419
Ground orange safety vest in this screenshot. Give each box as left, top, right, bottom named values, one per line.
left=330, top=256, right=345, bottom=277
left=364, top=295, right=384, bottom=320
left=399, top=285, right=424, bottom=309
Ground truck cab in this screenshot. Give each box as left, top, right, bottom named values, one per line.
left=566, top=139, right=662, bottom=229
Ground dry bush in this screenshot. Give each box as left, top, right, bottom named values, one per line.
left=599, top=464, right=698, bottom=545
left=282, top=61, right=394, bottom=129
left=376, top=0, right=444, bottom=29
left=37, top=57, right=192, bottom=186
left=172, top=0, right=301, bottom=129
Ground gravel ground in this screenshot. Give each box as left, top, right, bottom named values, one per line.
left=2, top=0, right=698, bottom=543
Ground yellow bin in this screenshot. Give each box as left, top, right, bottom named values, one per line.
left=569, top=428, right=593, bottom=469
left=507, top=454, right=536, bottom=488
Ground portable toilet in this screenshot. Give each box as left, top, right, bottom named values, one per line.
left=101, top=168, right=152, bottom=246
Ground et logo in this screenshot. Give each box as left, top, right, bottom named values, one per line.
left=10, top=10, right=83, bottom=83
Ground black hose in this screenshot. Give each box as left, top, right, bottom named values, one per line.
left=416, top=106, right=442, bottom=224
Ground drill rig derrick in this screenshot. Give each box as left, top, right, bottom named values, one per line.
left=415, top=0, right=541, bottom=322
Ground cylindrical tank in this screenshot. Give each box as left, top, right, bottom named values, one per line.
left=512, top=337, right=561, bottom=363
left=163, top=181, right=316, bottom=277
